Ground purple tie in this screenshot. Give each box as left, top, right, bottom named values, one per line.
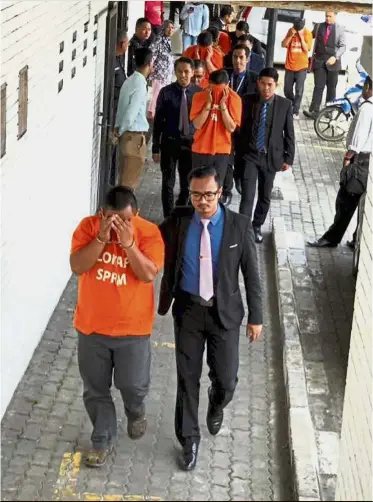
left=179, top=88, right=189, bottom=136
left=199, top=219, right=214, bottom=301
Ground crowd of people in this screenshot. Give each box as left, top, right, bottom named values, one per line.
left=70, top=3, right=372, bottom=474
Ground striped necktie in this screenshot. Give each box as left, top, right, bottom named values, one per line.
left=256, top=101, right=268, bottom=153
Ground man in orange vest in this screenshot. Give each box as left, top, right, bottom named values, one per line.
left=183, top=31, right=224, bottom=78
left=190, top=69, right=242, bottom=201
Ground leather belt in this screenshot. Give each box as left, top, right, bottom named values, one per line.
left=188, top=293, right=215, bottom=307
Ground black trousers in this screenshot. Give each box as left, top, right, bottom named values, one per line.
left=173, top=293, right=239, bottom=446
left=161, top=139, right=193, bottom=218
left=322, top=186, right=362, bottom=244
left=192, top=153, right=229, bottom=187
left=310, top=65, right=339, bottom=112
left=78, top=332, right=151, bottom=450
left=284, top=69, right=307, bottom=115
left=237, top=153, right=276, bottom=227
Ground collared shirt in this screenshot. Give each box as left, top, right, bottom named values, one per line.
left=180, top=3, right=209, bottom=36
left=152, top=82, right=201, bottom=153
left=115, top=72, right=149, bottom=135
left=180, top=205, right=224, bottom=296
left=346, top=96, right=373, bottom=154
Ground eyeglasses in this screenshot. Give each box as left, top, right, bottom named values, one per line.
left=189, top=190, right=219, bottom=201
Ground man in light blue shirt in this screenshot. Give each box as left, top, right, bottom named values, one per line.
left=180, top=2, right=209, bottom=51
left=115, top=47, right=153, bottom=188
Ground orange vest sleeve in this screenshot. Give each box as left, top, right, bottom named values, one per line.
left=228, top=91, right=242, bottom=127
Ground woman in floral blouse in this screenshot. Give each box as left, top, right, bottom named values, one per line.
left=148, top=20, right=175, bottom=120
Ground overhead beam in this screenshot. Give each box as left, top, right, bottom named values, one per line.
left=204, top=1, right=372, bottom=15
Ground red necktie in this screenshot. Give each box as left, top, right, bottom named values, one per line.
left=324, top=25, right=331, bottom=44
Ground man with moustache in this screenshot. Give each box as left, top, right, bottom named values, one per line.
left=158, top=166, right=263, bottom=471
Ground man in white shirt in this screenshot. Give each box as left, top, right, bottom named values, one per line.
left=308, top=76, right=372, bottom=248
left=115, top=48, right=153, bottom=188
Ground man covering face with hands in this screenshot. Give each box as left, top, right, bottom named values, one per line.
left=70, top=186, right=164, bottom=469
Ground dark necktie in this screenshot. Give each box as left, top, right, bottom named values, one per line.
left=179, top=89, right=189, bottom=136
left=257, top=102, right=268, bottom=152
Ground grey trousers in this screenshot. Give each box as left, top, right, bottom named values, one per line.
left=77, top=332, right=151, bottom=450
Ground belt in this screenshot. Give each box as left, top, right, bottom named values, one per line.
left=126, top=131, right=147, bottom=135
left=182, top=292, right=215, bottom=307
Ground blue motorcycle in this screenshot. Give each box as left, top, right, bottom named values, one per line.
left=314, top=60, right=368, bottom=142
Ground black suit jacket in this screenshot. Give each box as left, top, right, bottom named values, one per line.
left=158, top=204, right=263, bottom=329
left=236, top=93, right=295, bottom=172
left=227, top=69, right=258, bottom=97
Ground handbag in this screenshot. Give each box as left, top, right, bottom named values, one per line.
left=340, top=154, right=370, bottom=195
left=307, top=23, right=320, bottom=73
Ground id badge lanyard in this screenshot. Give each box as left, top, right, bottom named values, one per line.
left=230, top=74, right=245, bottom=94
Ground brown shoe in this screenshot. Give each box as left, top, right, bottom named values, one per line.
left=127, top=415, right=147, bottom=440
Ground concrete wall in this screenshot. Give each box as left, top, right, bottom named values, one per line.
left=335, top=159, right=373, bottom=501
left=0, top=0, right=108, bottom=418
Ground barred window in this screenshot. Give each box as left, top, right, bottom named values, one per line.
left=17, top=66, right=28, bottom=139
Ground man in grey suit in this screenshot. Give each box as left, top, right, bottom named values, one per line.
left=304, top=11, right=346, bottom=119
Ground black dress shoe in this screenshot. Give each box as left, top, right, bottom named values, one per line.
left=307, top=238, right=338, bottom=248
left=178, top=442, right=198, bottom=471
left=346, top=240, right=355, bottom=250
left=253, top=226, right=263, bottom=244
left=303, top=110, right=318, bottom=120
left=206, top=402, right=223, bottom=436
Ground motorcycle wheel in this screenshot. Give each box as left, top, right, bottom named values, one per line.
left=314, top=105, right=350, bottom=142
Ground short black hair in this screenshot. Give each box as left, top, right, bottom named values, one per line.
left=207, top=25, right=219, bottom=43
left=105, top=186, right=138, bottom=213
left=237, top=34, right=253, bottom=44
left=259, top=67, right=279, bottom=83
left=233, top=43, right=250, bottom=58
left=365, top=75, right=372, bottom=90
left=174, top=56, right=194, bottom=71
left=136, top=17, right=151, bottom=29
left=135, top=47, right=153, bottom=68
left=236, top=21, right=249, bottom=32
left=193, top=59, right=206, bottom=70
left=220, top=5, right=234, bottom=18
left=117, top=29, right=128, bottom=45
left=209, top=69, right=229, bottom=85
left=188, top=166, right=221, bottom=187
left=197, top=31, right=213, bottom=47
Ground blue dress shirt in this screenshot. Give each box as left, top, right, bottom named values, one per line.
left=115, top=71, right=149, bottom=135
left=180, top=205, right=224, bottom=296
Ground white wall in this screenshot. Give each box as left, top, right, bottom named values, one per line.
left=0, top=0, right=108, bottom=418
left=335, top=160, right=373, bottom=501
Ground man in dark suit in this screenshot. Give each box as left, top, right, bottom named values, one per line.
left=224, top=35, right=265, bottom=74
left=229, top=23, right=265, bottom=59
left=235, top=67, right=295, bottom=243
left=127, top=18, right=155, bottom=76
left=222, top=43, right=258, bottom=205
left=158, top=166, right=263, bottom=471
left=303, top=11, right=346, bottom=119
left=210, top=5, right=234, bottom=32
left=152, top=57, right=201, bottom=218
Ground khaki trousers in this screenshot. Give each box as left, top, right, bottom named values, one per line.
left=118, top=131, right=147, bottom=188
